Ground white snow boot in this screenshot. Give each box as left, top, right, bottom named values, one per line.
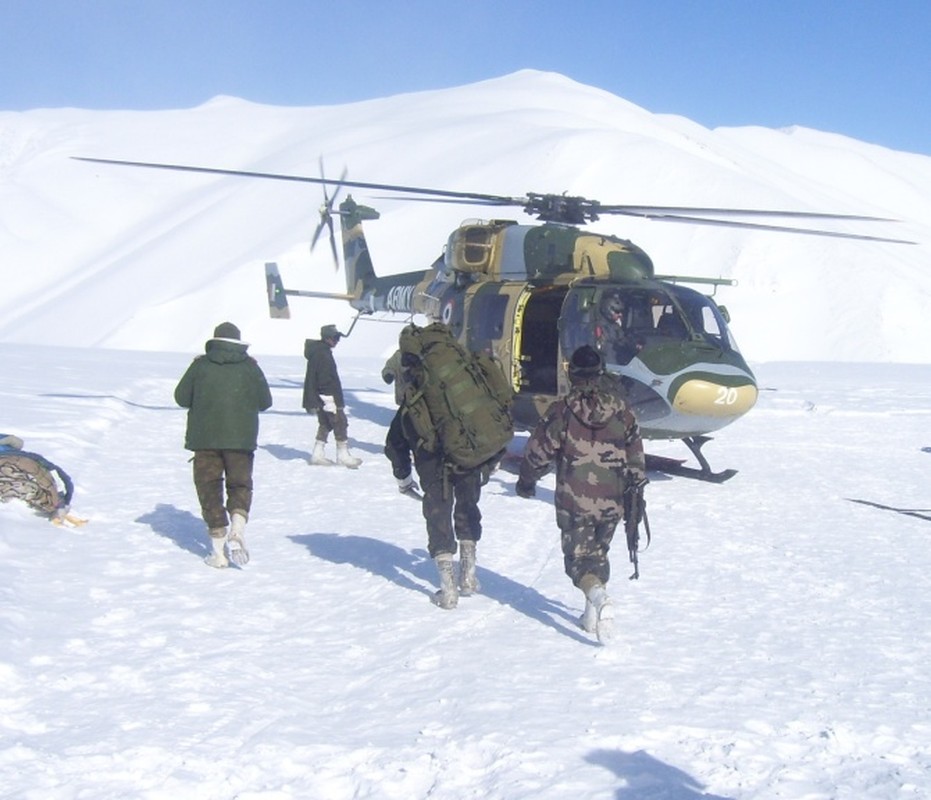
left=336, top=441, right=362, bottom=469
left=227, top=510, right=250, bottom=566
left=431, top=553, right=459, bottom=609
left=205, top=527, right=229, bottom=569
left=458, top=540, right=480, bottom=596
left=581, top=577, right=615, bottom=644
left=310, top=440, right=334, bottom=465
left=580, top=598, right=597, bottom=634
left=397, top=474, right=421, bottom=497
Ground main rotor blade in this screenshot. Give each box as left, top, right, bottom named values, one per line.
left=72, top=156, right=913, bottom=242
left=382, top=195, right=897, bottom=221
left=375, top=195, right=913, bottom=241
left=371, top=194, right=513, bottom=207
left=72, top=157, right=519, bottom=205
left=600, top=205, right=897, bottom=222
left=607, top=210, right=916, bottom=244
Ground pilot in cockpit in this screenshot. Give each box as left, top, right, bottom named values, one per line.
left=594, top=292, right=642, bottom=365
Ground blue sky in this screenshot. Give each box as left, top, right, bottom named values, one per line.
left=3, top=0, right=930, bottom=155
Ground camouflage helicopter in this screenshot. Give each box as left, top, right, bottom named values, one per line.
left=74, top=157, right=913, bottom=481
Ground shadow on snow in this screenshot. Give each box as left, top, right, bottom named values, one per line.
left=586, top=748, right=735, bottom=799
left=137, top=503, right=209, bottom=559
left=290, top=532, right=594, bottom=645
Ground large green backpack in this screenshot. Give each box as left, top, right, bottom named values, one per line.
left=399, top=323, right=514, bottom=470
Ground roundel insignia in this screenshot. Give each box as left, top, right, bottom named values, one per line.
left=441, top=297, right=465, bottom=338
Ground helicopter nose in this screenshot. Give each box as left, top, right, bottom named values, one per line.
left=670, top=378, right=758, bottom=419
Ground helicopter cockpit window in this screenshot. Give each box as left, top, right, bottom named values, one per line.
left=468, top=291, right=509, bottom=349
left=647, top=292, right=689, bottom=340
left=559, top=288, right=600, bottom=360
left=594, top=290, right=656, bottom=365
left=654, top=310, right=688, bottom=339
left=667, top=284, right=740, bottom=352
left=561, top=287, right=655, bottom=368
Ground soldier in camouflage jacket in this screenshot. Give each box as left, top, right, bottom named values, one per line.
left=516, top=345, right=645, bottom=642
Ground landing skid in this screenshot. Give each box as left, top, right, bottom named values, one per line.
left=498, top=436, right=736, bottom=483
left=646, top=435, right=737, bottom=483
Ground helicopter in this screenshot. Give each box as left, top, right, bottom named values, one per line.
left=74, top=156, right=914, bottom=481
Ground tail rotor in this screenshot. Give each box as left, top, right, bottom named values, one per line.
left=311, top=158, right=347, bottom=269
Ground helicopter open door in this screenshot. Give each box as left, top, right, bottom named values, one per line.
left=514, top=284, right=570, bottom=395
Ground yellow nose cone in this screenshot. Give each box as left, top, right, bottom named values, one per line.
left=672, top=379, right=758, bottom=418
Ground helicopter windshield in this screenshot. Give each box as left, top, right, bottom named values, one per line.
left=665, top=284, right=741, bottom=352
left=558, top=283, right=741, bottom=371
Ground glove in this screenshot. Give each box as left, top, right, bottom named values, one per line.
left=515, top=478, right=536, bottom=498
left=322, top=397, right=338, bottom=414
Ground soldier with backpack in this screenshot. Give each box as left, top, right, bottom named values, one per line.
left=515, top=345, right=646, bottom=643
left=385, top=323, right=513, bottom=609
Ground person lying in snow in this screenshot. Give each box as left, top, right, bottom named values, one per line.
left=0, top=433, right=86, bottom=526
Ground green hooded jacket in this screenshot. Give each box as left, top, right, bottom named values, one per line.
left=174, top=340, right=273, bottom=451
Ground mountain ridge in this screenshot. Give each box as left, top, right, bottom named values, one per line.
left=1, top=70, right=927, bottom=361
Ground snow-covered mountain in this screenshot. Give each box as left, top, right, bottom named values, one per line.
left=2, top=70, right=929, bottom=362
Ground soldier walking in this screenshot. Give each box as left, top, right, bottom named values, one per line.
left=516, top=345, right=645, bottom=642
left=302, top=324, right=362, bottom=468
left=384, top=349, right=484, bottom=609
left=384, top=324, right=511, bottom=609
left=174, top=322, right=273, bottom=568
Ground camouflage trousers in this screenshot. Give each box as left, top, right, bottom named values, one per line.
left=315, top=408, right=349, bottom=442
left=418, top=453, right=483, bottom=558
left=557, top=511, right=619, bottom=588
left=192, top=449, right=254, bottom=529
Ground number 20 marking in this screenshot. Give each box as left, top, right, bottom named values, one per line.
left=715, top=387, right=739, bottom=405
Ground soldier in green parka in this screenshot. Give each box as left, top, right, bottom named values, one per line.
left=174, top=322, right=272, bottom=568
left=516, top=345, right=646, bottom=643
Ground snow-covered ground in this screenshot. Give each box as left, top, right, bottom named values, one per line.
left=3, top=343, right=929, bottom=799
